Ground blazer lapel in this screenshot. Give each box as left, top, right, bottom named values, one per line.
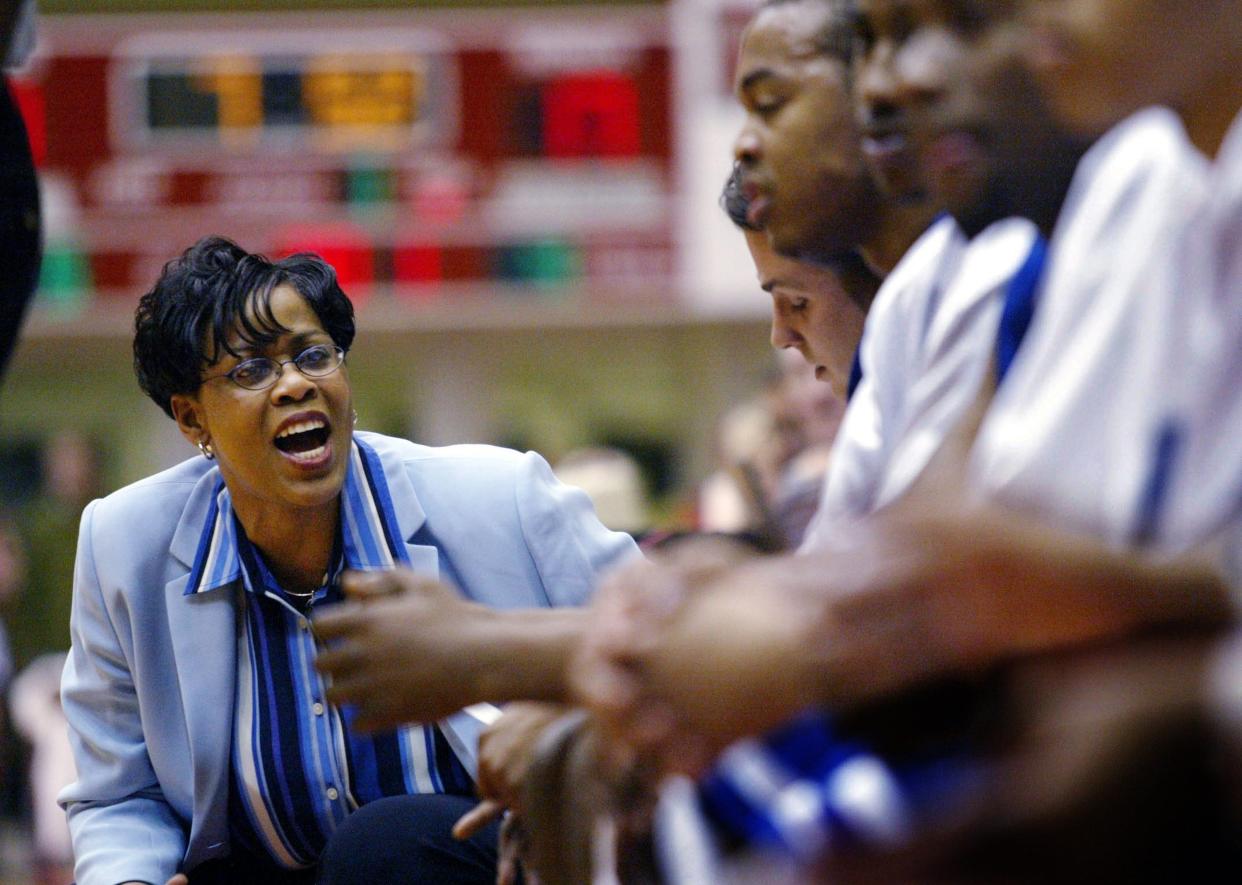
left=367, top=438, right=439, bottom=580
left=166, top=470, right=236, bottom=854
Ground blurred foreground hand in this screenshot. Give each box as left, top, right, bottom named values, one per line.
left=313, top=568, right=496, bottom=731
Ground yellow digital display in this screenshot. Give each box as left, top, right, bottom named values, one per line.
left=143, top=51, right=433, bottom=150
left=193, top=57, right=262, bottom=130
left=303, top=55, right=422, bottom=129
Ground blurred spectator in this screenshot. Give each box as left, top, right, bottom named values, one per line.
left=769, top=351, right=845, bottom=547
left=553, top=446, right=652, bottom=540
left=697, top=354, right=846, bottom=549
left=9, top=652, right=74, bottom=885
left=8, top=430, right=101, bottom=671
left=0, top=516, right=23, bottom=692
left=0, top=515, right=26, bottom=839
left=698, top=390, right=784, bottom=538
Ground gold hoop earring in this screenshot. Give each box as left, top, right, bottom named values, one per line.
left=198, top=440, right=215, bottom=460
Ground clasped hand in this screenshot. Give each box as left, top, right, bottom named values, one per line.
left=313, top=568, right=494, bottom=732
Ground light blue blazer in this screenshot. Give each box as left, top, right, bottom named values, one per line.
left=60, top=432, right=638, bottom=885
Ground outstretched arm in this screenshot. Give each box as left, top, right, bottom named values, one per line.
left=314, top=450, right=640, bottom=732
left=314, top=571, right=590, bottom=731
left=575, top=503, right=1235, bottom=772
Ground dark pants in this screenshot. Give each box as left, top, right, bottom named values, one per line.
left=188, top=794, right=501, bottom=885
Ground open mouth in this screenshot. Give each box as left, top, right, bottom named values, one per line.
left=274, top=416, right=332, bottom=463
left=740, top=177, right=772, bottom=228
left=862, top=125, right=925, bottom=199
left=746, top=194, right=772, bottom=228
left=862, top=129, right=909, bottom=160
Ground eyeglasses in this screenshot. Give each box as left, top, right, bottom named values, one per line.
left=203, top=344, right=346, bottom=391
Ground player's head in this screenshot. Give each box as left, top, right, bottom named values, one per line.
left=733, top=0, right=885, bottom=263
left=722, top=165, right=877, bottom=399
left=853, top=0, right=1085, bottom=236
left=1024, top=0, right=1242, bottom=154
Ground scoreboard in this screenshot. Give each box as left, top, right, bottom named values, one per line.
left=116, top=33, right=654, bottom=159
left=134, top=49, right=442, bottom=150
left=16, top=6, right=675, bottom=308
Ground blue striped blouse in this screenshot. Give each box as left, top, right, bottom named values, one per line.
left=184, top=438, right=473, bottom=868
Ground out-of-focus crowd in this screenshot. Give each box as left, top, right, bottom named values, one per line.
left=0, top=432, right=96, bottom=885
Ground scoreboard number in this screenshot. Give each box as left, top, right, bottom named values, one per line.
left=115, top=30, right=454, bottom=153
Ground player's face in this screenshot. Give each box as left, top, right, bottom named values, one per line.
left=854, top=0, right=1068, bottom=235
left=852, top=2, right=929, bottom=203
left=1024, top=0, right=1226, bottom=136
left=733, top=0, right=881, bottom=262
left=745, top=229, right=868, bottom=399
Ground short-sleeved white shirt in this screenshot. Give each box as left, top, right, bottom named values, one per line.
left=1158, top=107, right=1242, bottom=554
left=969, top=108, right=1211, bottom=550
left=872, top=217, right=1039, bottom=509
left=800, top=214, right=1038, bottom=551
left=800, top=215, right=964, bottom=549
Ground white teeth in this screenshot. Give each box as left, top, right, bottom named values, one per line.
left=276, top=418, right=326, bottom=439
left=287, top=444, right=328, bottom=463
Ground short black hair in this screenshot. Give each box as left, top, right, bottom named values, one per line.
left=723, top=162, right=881, bottom=310
left=829, top=248, right=882, bottom=312
left=760, top=0, right=856, bottom=66
left=133, top=236, right=356, bottom=419
left=721, top=163, right=762, bottom=232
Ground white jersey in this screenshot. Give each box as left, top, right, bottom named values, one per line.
left=969, top=108, right=1211, bottom=549
left=800, top=214, right=1038, bottom=551
left=800, top=215, right=964, bottom=549
left=873, top=217, right=1039, bottom=508
left=1159, top=107, right=1242, bottom=553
